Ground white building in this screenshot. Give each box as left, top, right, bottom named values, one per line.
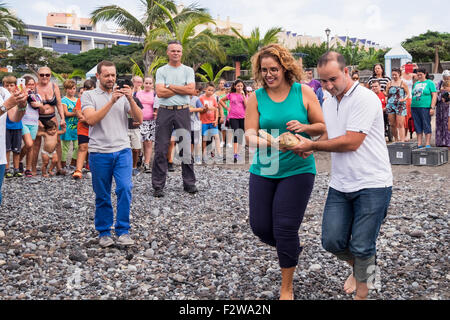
left=3, top=24, right=143, bottom=55
left=329, top=35, right=382, bottom=51
left=277, top=30, right=322, bottom=49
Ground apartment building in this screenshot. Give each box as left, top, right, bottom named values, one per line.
left=277, top=30, right=322, bottom=50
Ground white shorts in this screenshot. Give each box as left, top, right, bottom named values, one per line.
left=128, top=128, right=142, bottom=149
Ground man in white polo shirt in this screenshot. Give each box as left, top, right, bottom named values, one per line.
left=290, top=52, right=392, bottom=300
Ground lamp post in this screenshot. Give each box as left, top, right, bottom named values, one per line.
left=325, top=28, right=331, bottom=50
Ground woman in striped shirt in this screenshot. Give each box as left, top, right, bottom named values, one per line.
left=368, top=63, right=391, bottom=92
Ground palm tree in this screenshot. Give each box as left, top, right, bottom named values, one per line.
left=90, top=0, right=210, bottom=75
left=130, top=56, right=167, bottom=79
left=144, top=8, right=225, bottom=72
left=231, top=26, right=282, bottom=58
left=0, top=2, right=25, bottom=39
left=358, top=47, right=380, bottom=70
left=52, top=69, right=86, bottom=84
left=195, top=62, right=234, bottom=83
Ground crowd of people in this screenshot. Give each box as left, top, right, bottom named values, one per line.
left=0, top=39, right=449, bottom=300
left=351, top=64, right=450, bottom=147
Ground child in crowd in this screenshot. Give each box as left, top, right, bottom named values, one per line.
left=372, top=80, right=389, bottom=136
left=73, top=80, right=96, bottom=179
left=60, top=80, right=79, bottom=170
left=215, top=80, right=231, bottom=148
left=219, top=79, right=247, bottom=163
left=20, top=76, right=44, bottom=177
left=126, top=82, right=144, bottom=176
left=3, top=76, right=23, bottom=178
left=200, top=82, right=222, bottom=162
left=190, top=86, right=205, bottom=164
left=136, top=77, right=156, bottom=173
left=36, top=120, right=66, bottom=177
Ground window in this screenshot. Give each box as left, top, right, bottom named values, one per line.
left=68, top=40, right=82, bottom=50
left=42, top=37, right=56, bottom=48
left=80, top=25, right=93, bottom=31
left=13, top=34, right=29, bottom=46
left=95, top=42, right=106, bottom=49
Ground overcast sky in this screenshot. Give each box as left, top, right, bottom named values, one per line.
left=10, top=0, right=450, bottom=47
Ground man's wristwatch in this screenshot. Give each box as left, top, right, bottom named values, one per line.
left=165, top=84, right=170, bottom=89
left=0, top=104, right=7, bottom=114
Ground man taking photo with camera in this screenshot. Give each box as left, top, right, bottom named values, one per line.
left=81, top=60, right=143, bottom=248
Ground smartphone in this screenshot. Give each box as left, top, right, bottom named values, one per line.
left=116, top=78, right=132, bottom=89
left=17, top=78, right=26, bottom=91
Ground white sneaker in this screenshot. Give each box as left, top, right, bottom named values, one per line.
left=226, top=143, right=232, bottom=148
left=99, top=236, right=114, bottom=248
left=117, top=234, right=135, bottom=246
left=220, top=142, right=225, bottom=147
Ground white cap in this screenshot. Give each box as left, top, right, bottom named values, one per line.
left=442, top=70, right=450, bottom=77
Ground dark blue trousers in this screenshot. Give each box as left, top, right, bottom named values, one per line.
left=249, top=173, right=315, bottom=268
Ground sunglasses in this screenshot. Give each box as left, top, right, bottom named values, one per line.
left=39, top=74, right=51, bottom=78
left=352, top=77, right=359, bottom=80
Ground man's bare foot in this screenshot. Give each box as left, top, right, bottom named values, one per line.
left=279, top=289, right=294, bottom=300
left=42, top=173, right=48, bottom=178
left=49, top=171, right=55, bottom=176
left=354, top=294, right=368, bottom=300
left=344, top=273, right=356, bottom=294
left=354, top=282, right=369, bottom=300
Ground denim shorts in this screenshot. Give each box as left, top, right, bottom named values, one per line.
left=321, top=186, right=392, bottom=282
left=411, top=107, right=432, bottom=134
left=201, top=123, right=219, bottom=136
left=22, top=124, right=39, bottom=140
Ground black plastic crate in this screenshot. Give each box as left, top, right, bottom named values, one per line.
left=412, top=147, right=448, bottom=166
left=387, top=142, right=418, bottom=165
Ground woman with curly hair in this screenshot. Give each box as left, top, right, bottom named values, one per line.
left=245, top=43, right=325, bottom=299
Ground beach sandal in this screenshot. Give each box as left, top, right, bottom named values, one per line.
left=425, top=145, right=431, bottom=148
left=24, top=170, right=33, bottom=178
left=13, top=171, right=23, bottom=178
left=72, top=170, right=82, bottom=180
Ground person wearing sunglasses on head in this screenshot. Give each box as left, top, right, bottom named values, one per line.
left=32, top=67, right=67, bottom=176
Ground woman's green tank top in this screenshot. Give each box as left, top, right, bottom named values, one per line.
left=249, top=82, right=316, bottom=178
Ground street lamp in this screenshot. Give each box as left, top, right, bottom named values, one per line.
left=325, top=28, right=331, bottom=50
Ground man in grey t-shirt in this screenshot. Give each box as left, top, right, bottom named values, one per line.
left=152, top=40, right=197, bottom=197
left=81, top=60, right=143, bottom=248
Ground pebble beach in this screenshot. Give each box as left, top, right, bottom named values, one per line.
left=0, top=151, right=448, bottom=300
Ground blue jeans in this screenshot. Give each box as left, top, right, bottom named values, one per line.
left=411, top=107, right=432, bottom=134
left=89, top=149, right=133, bottom=238
left=321, top=186, right=392, bottom=282
left=0, top=164, right=5, bottom=205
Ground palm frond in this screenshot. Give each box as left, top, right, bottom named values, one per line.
left=214, top=66, right=235, bottom=83
left=90, top=5, right=145, bottom=36
left=69, top=69, right=86, bottom=80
